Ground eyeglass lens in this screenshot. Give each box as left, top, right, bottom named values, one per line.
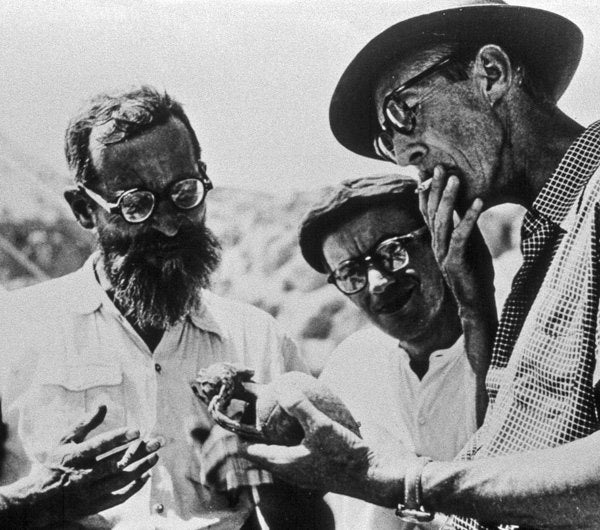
left=119, top=178, right=207, bottom=223
left=333, top=238, right=410, bottom=294
left=385, top=99, right=414, bottom=133
left=120, top=190, right=155, bottom=223
left=170, top=178, right=205, bottom=209
left=374, top=55, right=453, bottom=161
left=375, top=99, right=416, bottom=162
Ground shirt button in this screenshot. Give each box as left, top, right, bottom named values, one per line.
left=418, top=415, right=426, bottom=425
left=155, top=363, right=162, bottom=373
left=153, top=503, right=164, bottom=514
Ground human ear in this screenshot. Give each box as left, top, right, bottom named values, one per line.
left=64, top=187, right=96, bottom=230
left=473, top=44, right=515, bottom=107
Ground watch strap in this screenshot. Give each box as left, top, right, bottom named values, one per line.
left=395, top=456, right=434, bottom=523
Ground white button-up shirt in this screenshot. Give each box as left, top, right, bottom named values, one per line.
left=320, top=326, right=477, bottom=530
left=0, top=254, right=306, bottom=529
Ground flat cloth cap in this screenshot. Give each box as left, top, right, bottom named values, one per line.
left=299, top=174, right=418, bottom=273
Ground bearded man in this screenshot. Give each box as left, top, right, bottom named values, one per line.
left=0, top=86, right=322, bottom=528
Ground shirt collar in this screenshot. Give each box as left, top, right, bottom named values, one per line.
left=532, top=120, right=600, bottom=228
left=68, top=253, right=105, bottom=315
left=397, top=335, right=464, bottom=365
left=70, top=252, right=224, bottom=338
left=188, top=291, right=225, bottom=338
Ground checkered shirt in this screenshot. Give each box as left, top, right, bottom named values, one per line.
left=449, top=120, right=600, bottom=530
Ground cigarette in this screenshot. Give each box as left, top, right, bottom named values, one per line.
left=95, top=440, right=137, bottom=462
left=415, top=178, right=432, bottom=194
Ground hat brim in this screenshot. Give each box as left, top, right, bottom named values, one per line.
left=329, top=4, right=583, bottom=160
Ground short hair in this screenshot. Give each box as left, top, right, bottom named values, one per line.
left=64, top=85, right=201, bottom=185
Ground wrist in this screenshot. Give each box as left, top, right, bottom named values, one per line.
left=420, top=459, right=464, bottom=517
left=395, top=456, right=435, bottom=523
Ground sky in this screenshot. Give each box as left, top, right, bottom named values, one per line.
left=1, top=0, right=599, bottom=195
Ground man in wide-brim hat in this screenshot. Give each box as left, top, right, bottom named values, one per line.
left=245, top=2, right=600, bottom=528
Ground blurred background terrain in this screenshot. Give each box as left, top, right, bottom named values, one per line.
left=0, top=133, right=524, bottom=375
left=4, top=0, right=596, bottom=374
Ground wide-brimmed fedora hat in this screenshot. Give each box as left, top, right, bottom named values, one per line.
left=329, top=0, right=583, bottom=160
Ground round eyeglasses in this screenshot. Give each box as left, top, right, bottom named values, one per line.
left=327, top=226, right=428, bottom=295
left=373, top=56, right=453, bottom=162
left=80, top=165, right=213, bottom=224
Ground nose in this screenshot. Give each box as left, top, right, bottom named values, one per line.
left=367, top=265, right=395, bottom=295
left=150, top=201, right=181, bottom=237
left=393, top=139, right=428, bottom=167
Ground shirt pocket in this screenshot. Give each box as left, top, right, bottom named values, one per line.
left=20, top=363, right=125, bottom=462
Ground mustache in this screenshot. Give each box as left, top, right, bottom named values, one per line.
left=104, top=226, right=211, bottom=257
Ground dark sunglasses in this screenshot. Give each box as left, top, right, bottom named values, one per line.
left=327, top=226, right=428, bottom=295
left=79, top=163, right=213, bottom=224
left=374, top=56, right=453, bottom=162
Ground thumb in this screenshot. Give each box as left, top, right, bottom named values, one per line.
left=242, top=441, right=310, bottom=468
left=60, top=404, right=107, bottom=444
left=276, top=388, right=331, bottom=437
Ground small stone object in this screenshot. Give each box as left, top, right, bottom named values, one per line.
left=191, top=362, right=361, bottom=445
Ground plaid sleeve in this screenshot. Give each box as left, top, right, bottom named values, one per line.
left=199, top=425, right=273, bottom=492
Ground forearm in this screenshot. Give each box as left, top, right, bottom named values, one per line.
left=459, top=306, right=496, bottom=426
left=422, top=430, right=600, bottom=528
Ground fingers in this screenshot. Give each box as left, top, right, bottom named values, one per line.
left=92, top=471, right=152, bottom=514
left=120, top=451, right=159, bottom=476
left=433, top=175, right=460, bottom=259
left=93, top=452, right=159, bottom=496
left=60, top=405, right=108, bottom=444
left=95, top=437, right=161, bottom=478
left=117, top=437, right=161, bottom=469
left=426, top=166, right=445, bottom=227
left=243, top=442, right=310, bottom=468
left=450, top=198, right=484, bottom=253
left=418, top=184, right=428, bottom=227
left=73, top=427, right=140, bottom=464
left=276, top=388, right=331, bottom=437
left=68, top=471, right=152, bottom=518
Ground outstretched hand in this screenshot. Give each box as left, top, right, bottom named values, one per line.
left=243, top=387, right=416, bottom=509
left=1, top=405, right=160, bottom=527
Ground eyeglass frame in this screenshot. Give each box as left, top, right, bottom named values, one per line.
left=374, top=56, right=454, bottom=162
left=78, top=161, right=213, bottom=224
left=327, top=226, right=429, bottom=295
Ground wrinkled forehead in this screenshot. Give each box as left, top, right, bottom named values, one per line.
left=373, top=43, right=457, bottom=118
left=88, top=117, right=197, bottom=189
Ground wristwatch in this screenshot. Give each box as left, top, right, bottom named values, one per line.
left=395, top=456, right=435, bottom=523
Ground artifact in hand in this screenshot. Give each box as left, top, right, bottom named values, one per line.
left=191, top=362, right=361, bottom=445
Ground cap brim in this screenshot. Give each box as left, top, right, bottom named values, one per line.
left=329, top=4, right=583, bottom=160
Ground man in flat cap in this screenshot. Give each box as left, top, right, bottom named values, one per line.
left=299, top=173, right=494, bottom=528
left=245, top=1, right=600, bottom=528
